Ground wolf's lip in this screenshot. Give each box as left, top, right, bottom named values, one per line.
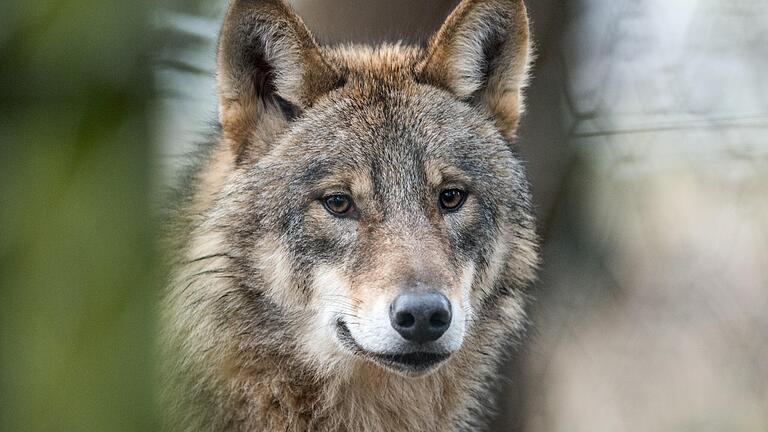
left=369, top=351, right=450, bottom=373
left=335, top=319, right=451, bottom=374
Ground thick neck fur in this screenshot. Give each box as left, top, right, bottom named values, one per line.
left=213, top=346, right=485, bottom=432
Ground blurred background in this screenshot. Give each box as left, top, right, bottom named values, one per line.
left=1, top=0, right=766, bottom=431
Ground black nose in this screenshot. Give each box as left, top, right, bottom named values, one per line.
left=389, top=292, right=452, bottom=343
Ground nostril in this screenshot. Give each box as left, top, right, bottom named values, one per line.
left=430, top=310, right=450, bottom=328
left=395, top=311, right=416, bottom=328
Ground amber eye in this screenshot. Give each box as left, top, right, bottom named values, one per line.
left=439, top=189, right=467, bottom=212
left=323, top=194, right=354, bottom=216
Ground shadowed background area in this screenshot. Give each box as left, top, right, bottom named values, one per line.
left=2, top=0, right=767, bottom=431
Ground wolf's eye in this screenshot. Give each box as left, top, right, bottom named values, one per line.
left=439, top=189, right=466, bottom=212
left=323, top=194, right=355, bottom=217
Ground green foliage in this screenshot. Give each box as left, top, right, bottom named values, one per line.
left=0, top=0, right=160, bottom=430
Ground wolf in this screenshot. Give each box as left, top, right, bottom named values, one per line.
left=162, top=0, right=538, bottom=430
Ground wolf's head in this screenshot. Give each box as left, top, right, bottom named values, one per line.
left=206, top=0, right=537, bottom=377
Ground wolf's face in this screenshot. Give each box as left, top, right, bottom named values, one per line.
left=213, top=0, right=536, bottom=377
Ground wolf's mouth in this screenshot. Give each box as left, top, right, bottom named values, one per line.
left=335, top=319, right=451, bottom=374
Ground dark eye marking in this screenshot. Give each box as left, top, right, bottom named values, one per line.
left=439, top=188, right=467, bottom=213
left=322, top=194, right=357, bottom=218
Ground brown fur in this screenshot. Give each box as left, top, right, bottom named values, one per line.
left=163, top=1, right=537, bottom=431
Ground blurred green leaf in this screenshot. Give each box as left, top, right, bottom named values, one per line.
left=1, top=0, right=161, bottom=430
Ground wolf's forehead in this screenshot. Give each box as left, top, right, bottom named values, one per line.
left=288, top=93, right=504, bottom=188
left=279, top=56, right=512, bottom=192
left=302, top=98, right=479, bottom=171
left=312, top=84, right=485, bottom=151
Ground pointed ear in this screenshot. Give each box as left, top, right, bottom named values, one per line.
left=417, top=0, right=531, bottom=139
left=217, top=0, right=343, bottom=158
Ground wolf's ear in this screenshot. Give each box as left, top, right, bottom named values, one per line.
left=217, top=0, right=343, bottom=158
left=417, top=0, right=531, bottom=139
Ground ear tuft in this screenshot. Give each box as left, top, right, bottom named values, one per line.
left=417, top=0, right=531, bottom=139
left=217, top=0, right=343, bottom=159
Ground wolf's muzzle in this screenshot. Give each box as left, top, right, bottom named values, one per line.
left=389, top=292, right=452, bottom=343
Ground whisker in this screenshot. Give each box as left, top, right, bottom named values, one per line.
left=184, top=253, right=235, bottom=264
left=182, top=268, right=234, bottom=281
left=172, top=274, right=238, bottom=301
